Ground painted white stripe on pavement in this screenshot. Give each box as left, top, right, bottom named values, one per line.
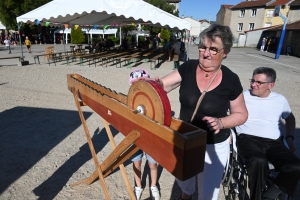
left=240, top=52, right=300, bottom=71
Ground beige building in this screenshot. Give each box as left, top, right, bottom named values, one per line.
left=288, top=0, right=300, bottom=23
left=229, top=0, right=269, bottom=40
left=264, top=0, right=292, bottom=27
left=181, top=17, right=200, bottom=37
left=199, top=20, right=211, bottom=35
left=216, top=5, right=233, bottom=26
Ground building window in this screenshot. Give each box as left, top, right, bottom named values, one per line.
left=249, top=23, right=254, bottom=30
left=251, top=9, right=257, bottom=17
left=240, top=10, right=245, bottom=18
left=266, top=10, right=274, bottom=18
left=238, top=23, right=243, bottom=31
left=264, top=22, right=272, bottom=28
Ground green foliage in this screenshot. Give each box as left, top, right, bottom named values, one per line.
left=139, top=36, right=145, bottom=42
left=126, top=36, right=132, bottom=42
left=148, top=0, right=178, bottom=17
left=70, top=28, right=85, bottom=44
left=108, top=35, right=119, bottom=45
left=159, top=29, right=170, bottom=42
left=140, top=0, right=178, bottom=35
left=0, top=0, right=51, bottom=30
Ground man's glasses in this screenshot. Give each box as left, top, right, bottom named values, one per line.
left=249, top=79, right=271, bottom=85
left=198, top=46, right=223, bottom=55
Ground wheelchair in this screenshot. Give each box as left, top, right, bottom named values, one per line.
left=221, top=130, right=292, bottom=200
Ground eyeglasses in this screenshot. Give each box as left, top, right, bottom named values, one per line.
left=249, top=79, right=271, bottom=85
left=198, top=46, right=224, bottom=55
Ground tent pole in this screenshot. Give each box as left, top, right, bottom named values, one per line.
left=54, top=31, right=56, bottom=45
left=87, top=28, right=90, bottom=45
left=119, top=27, right=122, bottom=45
left=62, top=24, right=66, bottom=52
left=17, top=22, right=24, bottom=62
left=66, top=31, right=68, bottom=44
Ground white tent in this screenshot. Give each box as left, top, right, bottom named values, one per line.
left=54, top=28, right=118, bottom=44
left=0, top=21, right=6, bottom=30
left=16, top=0, right=191, bottom=58
left=16, top=0, right=191, bottom=31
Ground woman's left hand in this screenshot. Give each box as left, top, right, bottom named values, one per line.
left=202, top=116, right=223, bottom=134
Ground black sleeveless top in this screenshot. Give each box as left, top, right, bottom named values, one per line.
left=178, top=60, right=243, bottom=144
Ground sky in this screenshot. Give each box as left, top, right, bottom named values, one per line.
left=179, top=0, right=243, bottom=21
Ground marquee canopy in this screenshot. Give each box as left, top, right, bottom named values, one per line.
left=0, top=21, right=6, bottom=30
left=16, top=0, right=191, bottom=31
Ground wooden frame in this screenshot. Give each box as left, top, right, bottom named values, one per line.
left=67, top=74, right=207, bottom=199
left=71, top=90, right=139, bottom=199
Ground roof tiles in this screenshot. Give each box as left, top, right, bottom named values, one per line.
left=231, top=0, right=270, bottom=9
left=268, top=0, right=293, bottom=6
left=222, top=4, right=234, bottom=9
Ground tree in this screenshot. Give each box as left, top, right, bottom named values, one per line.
left=147, top=0, right=179, bottom=17
left=142, top=0, right=179, bottom=37
left=159, top=28, right=170, bottom=42
left=70, top=28, right=85, bottom=44
left=0, top=0, right=51, bottom=30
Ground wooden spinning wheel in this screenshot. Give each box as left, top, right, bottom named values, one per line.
left=127, top=80, right=172, bottom=126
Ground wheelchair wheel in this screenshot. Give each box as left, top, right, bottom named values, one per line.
left=222, top=145, right=239, bottom=200
left=222, top=145, right=250, bottom=200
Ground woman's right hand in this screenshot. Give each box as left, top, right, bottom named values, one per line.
left=154, top=76, right=163, bottom=87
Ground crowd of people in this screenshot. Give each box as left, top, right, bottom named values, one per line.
left=88, top=38, right=115, bottom=53
left=0, top=33, right=19, bottom=46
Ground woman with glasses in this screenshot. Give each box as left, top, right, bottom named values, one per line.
left=152, top=24, right=248, bottom=200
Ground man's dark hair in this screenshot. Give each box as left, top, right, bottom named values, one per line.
left=253, top=67, right=276, bottom=82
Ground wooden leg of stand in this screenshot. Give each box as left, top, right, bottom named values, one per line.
left=77, top=143, right=139, bottom=186
left=102, top=119, right=136, bottom=200
left=72, top=91, right=110, bottom=200
left=99, top=130, right=140, bottom=176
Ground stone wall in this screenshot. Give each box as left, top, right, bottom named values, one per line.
left=288, top=6, right=300, bottom=23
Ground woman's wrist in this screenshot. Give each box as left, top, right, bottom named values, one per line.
left=219, top=118, right=224, bottom=129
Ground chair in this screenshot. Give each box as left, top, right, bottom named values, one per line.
left=44, top=46, right=54, bottom=61
left=77, top=44, right=83, bottom=52
left=221, top=130, right=292, bottom=200
left=70, top=45, right=75, bottom=53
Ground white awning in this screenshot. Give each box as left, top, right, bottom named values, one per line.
left=0, top=21, right=6, bottom=29
left=16, top=0, right=191, bottom=30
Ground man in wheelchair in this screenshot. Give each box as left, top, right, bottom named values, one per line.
left=235, top=67, right=300, bottom=199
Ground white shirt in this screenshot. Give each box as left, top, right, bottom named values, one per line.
left=4, top=39, right=11, bottom=46
left=236, top=90, right=291, bottom=139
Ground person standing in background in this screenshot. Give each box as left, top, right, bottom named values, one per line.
left=25, top=36, right=31, bottom=53
left=4, top=36, right=11, bottom=54
left=266, top=37, right=272, bottom=52
left=260, top=38, right=266, bottom=51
